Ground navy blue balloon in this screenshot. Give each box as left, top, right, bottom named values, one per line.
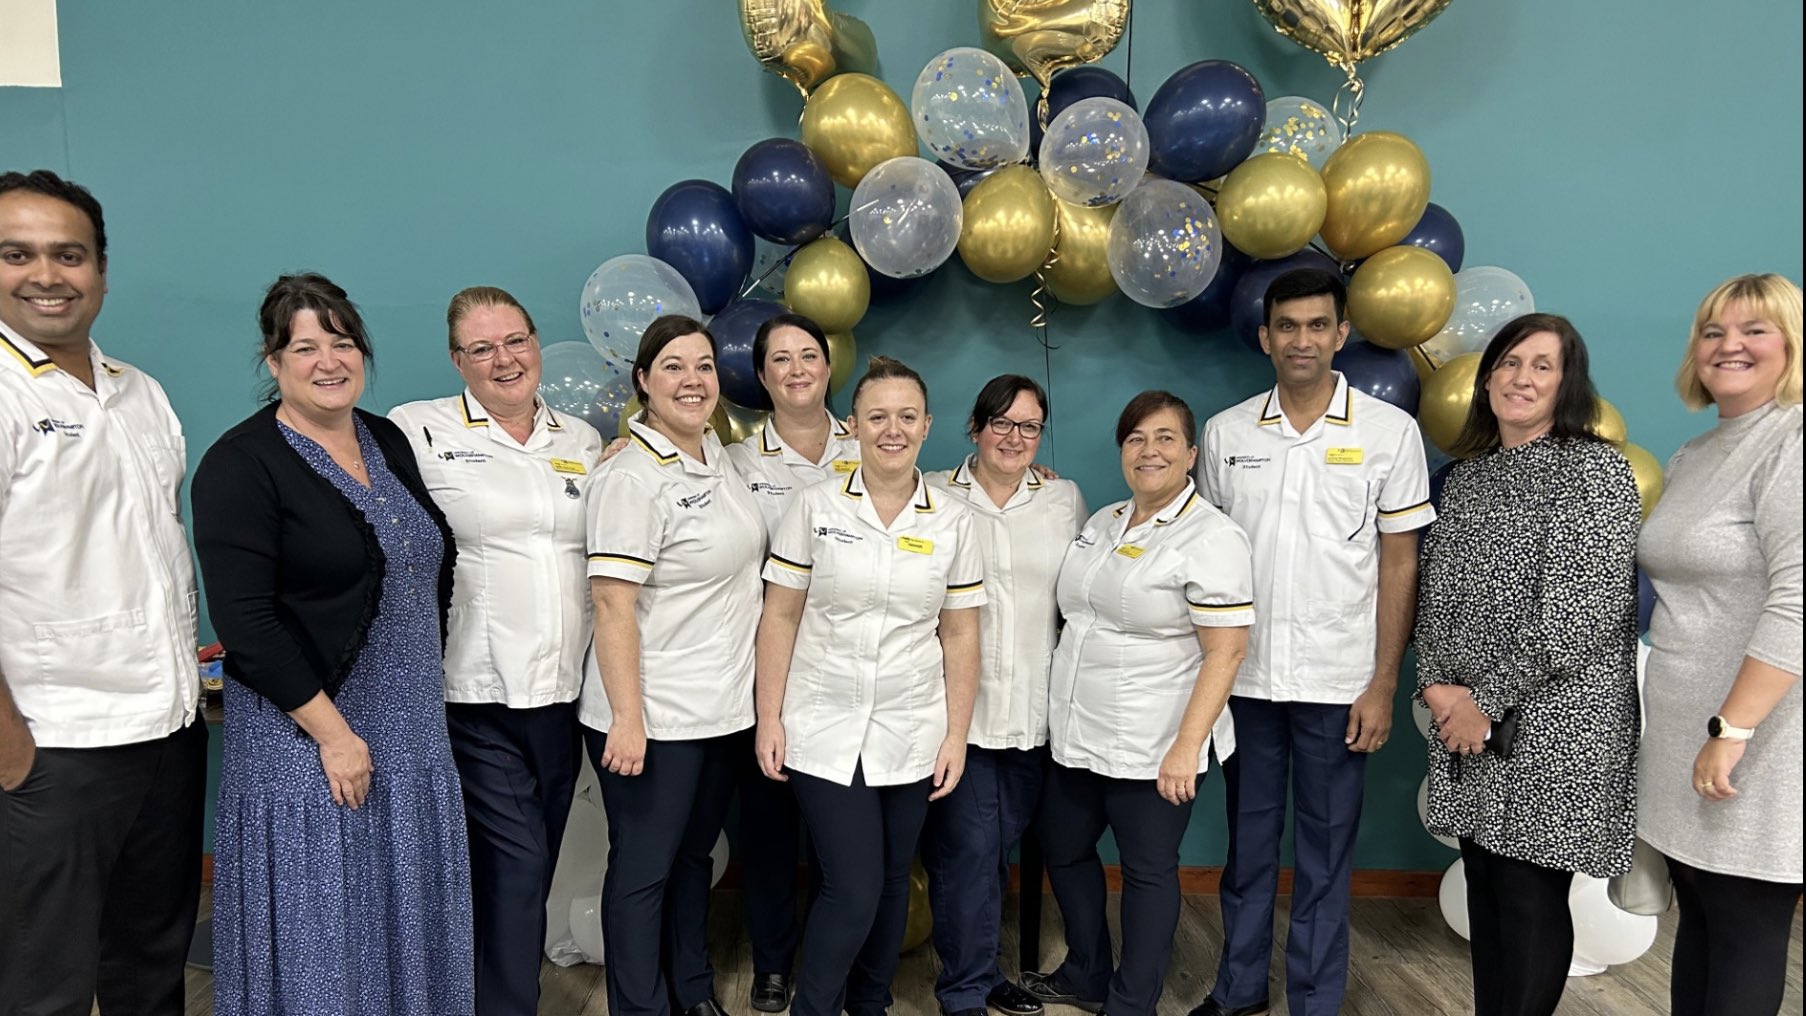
left=732, top=139, right=836, bottom=246
left=1400, top=202, right=1466, bottom=273
left=1428, top=459, right=1458, bottom=512
left=1636, top=568, right=1656, bottom=636
left=1030, top=66, right=1139, bottom=155
left=1333, top=337, right=1421, bottom=416
left=709, top=299, right=788, bottom=410
left=1162, top=241, right=1253, bottom=333
left=937, top=161, right=1002, bottom=201
left=1228, top=250, right=1341, bottom=354
left=646, top=180, right=754, bottom=314
left=1144, top=60, right=1265, bottom=183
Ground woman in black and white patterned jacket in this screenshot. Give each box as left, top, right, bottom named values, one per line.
left=1413, top=313, right=1641, bottom=1016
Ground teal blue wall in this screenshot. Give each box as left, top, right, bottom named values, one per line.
left=6, top=1, right=1800, bottom=869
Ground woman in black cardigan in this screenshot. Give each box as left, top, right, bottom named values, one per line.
left=192, top=273, right=475, bottom=1015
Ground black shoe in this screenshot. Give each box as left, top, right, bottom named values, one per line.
left=1185, top=998, right=1270, bottom=1016
left=750, top=973, right=792, bottom=1013
left=1019, top=971, right=1103, bottom=1014
left=987, top=981, right=1046, bottom=1016
left=941, top=1007, right=987, bottom=1016
left=684, top=999, right=733, bottom=1016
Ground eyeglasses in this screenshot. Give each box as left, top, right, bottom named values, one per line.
left=987, top=417, right=1046, bottom=439
left=457, top=334, right=535, bottom=362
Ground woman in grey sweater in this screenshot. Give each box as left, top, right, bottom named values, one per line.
left=1639, top=273, right=1803, bottom=1016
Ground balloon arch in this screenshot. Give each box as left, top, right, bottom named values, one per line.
left=536, top=0, right=1671, bottom=971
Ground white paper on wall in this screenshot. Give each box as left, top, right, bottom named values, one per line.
left=0, top=0, right=61, bottom=87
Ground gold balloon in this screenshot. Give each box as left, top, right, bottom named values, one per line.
left=958, top=165, right=1058, bottom=285
left=978, top=0, right=1131, bottom=91
left=741, top=0, right=835, bottom=96
left=1346, top=245, right=1455, bottom=350
left=718, top=400, right=771, bottom=445
left=828, top=331, right=857, bottom=393
left=1251, top=0, right=1453, bottom=68
left=1419, top=351, right=1481, bottom=456
left=1215, top=152, right=1328, bottom=260
left=1592, top=399, right=1628, bottom=445
left=785, top=236, right=871, bottom=334
left=616, top=396, right=734, bottom=442
left=800, top=73, right=916, bottom=188
left=1320, top=131, right=1431, bottom=261
left=1045, top=199, right=1117, bottom=305
left=1621, top=442, right=1665, bottom=520
left=900, top=858, right=933, bottom=953
left=827, top=11, right=878, bottom=76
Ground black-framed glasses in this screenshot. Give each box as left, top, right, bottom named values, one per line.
left=987, top=417, right=1045, bottom=439
left=457, top=334, right=535, bottom=362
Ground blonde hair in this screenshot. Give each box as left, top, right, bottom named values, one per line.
left=1676, top=274, right=1803, bottom=410
left=445, top=285, right=537, bottom=353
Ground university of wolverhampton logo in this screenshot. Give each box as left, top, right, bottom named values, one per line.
left=1226, top=454, right=1270, bottom=468
left=34, top=418, right=54, bottom=435
left=676, top=489, right=714, bottom=510
left=33, top=417, right=84, bottom=437
left=814, top=525, right=862, bottom=545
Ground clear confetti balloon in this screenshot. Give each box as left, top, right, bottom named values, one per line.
left=1255, top=95, right=1346, bottom=170
left=579, top=255, right=702, bottom=361
left=1417, top=266, right=1535, bottom=369
left=538, top=341, right=628, bottom=434
left=848, top=156, right=965, bottom=279
left=1105, top=177, right=1224, bottom=308
left=746, top=236, right=795, bottom=298
left=1038, top=97, right=1150, bottom=208
left=910, top=46, right=1031, bottom=170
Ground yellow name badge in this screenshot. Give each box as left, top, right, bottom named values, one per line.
left=550, top=458, right=588, bottom=476
left=1116, top=544, right=1146, bottom=559
left=1325, top=447, right=1364, bottom=465
left=897, top=536, right=935, bottom=555
left=831, top=459, right=860, bottom=474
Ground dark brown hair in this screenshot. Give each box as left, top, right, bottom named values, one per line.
left=256, top=273, right=373, bottom=403
left=1451, top=312, right=1602, bottom=458
left=753, top=312, right=830, bottom=375
left=1115, top=390, right=1196, bottom=447
left=631, top=314, right=716, bottom=403
left=966, top=374, right=1049, bottom=438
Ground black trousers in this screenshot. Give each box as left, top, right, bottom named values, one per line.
left=583, top=726, right=739, bottom=1016
left=788, top=764, right=933, bottom=1016
left=1040, top=762, right=1198, bottom=1016
left=0, top=718, right=208, bottom=1016
left=447, top=701, right=580, bottom=1016
left=1666, top=854, right=1804, bottom=1016
left=738, top=746, right=803, bottom=975
left=1460, top=839, right=1574, bottom=1016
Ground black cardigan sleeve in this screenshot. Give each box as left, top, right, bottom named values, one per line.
left=192, top=434, right=327, bottom=712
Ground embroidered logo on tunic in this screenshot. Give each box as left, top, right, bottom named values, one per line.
left=749, top=481, right=793, bottom=496
left=33, top=418, right=83, bottom=437
left=676, top=490, right=714, bottom=510
left=439, top=449, right=491, bottom=463
left=1226, top=454, right=1269, bottom=468
left=814, top=525, right=863, bottom=545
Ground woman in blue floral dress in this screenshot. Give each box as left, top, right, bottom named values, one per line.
left=193, top=273, right=474, bottom=1014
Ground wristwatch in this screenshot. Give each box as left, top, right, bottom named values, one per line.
left=1706, top=715, right=1755, bottom=741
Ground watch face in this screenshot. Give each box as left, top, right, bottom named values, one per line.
left=1707, top=716, right=1725, bottom=737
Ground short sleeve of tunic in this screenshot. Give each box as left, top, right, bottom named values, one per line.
left=588, top=468, right=669, bottom=584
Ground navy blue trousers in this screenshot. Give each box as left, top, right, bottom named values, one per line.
left=1211, top=697, right=1367, bottom=1016
left=789, top=764, right=933, bottom=1016
left=1040, top=761, right=1198, bottom=1016
left=738, top=748, right=803, bottom=974
left=583, top=727, right=740, bottom=1016
left=447, top=701, right=580, bottom=1016
left=923, top=745, right=1045, bottom=1010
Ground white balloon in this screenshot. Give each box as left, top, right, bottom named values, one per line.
left=1418, top=266, right=1534, bottom=369
left=544, top=758, right=608, bottom=966
left=1105, top=177, right=1223, bottom=308
left=1412, top=697, right=1433, bottom=737
left=1038, top=97, right=1150, bottom=208
left=1416, top=777, right=1460, bottom=849
left=538, top=341, right=629, bottom=435
left=580, top=254, right=703, bottom=361
left=911, top=47, right=1030, bottom=170
left=1569, top=874, right=1659, bottom=967
left=1256, top=95, right=1346, bottom=169
left=1438, top=858, right=1470, bottom=940
left=712, top=831, right=730, bottom=888
left=849, top=156, right=964, bottom=279
left=568, top=894, right=604, bottom=965
left=747, top=236, right=795, bottom=298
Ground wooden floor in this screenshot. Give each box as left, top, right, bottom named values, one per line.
left=175, top=888, right=1802, bottom=1015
